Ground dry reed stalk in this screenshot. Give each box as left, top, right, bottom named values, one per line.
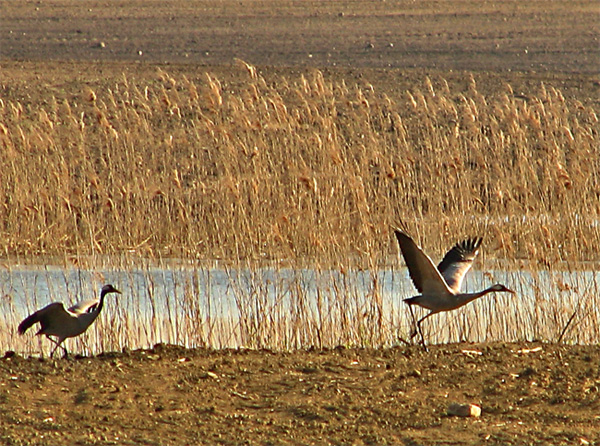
left=1, top=64, right=599, bottom=351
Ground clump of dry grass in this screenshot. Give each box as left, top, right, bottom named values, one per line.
left=1, top=64, right=598, bottom=264
left=1, top=63, right=599, bottom=352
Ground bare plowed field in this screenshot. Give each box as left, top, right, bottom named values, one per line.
left=1, top=0, right=599, bottom=73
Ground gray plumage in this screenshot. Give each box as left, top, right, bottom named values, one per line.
left=18, top=284, right=121, bottom=358
left=394, top=230, right=514, bottom=348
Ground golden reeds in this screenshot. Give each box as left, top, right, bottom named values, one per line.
left=1, top=63, right=599, bottom=352
left=1, top=66, right=598, bottom=265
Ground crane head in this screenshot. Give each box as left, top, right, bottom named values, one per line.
left=101, top=284, right=122, bottom=295
left=490, top=283, right=515, bottom=294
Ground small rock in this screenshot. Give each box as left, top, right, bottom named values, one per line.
left=200, top=371, right=219, bottom=379
left=448, top=403, right=481, bottom=417
left=461, top=349, right=483, bottom=357
left=517, top=346, right=542, bottom=354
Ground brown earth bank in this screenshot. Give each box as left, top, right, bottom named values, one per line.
left=0, top=343, right=598, bottom=446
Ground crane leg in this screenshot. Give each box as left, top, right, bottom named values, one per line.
left=407, top=304, right=419, bottom=339
left=406, top=305, right=436, bottom=351
left=414, top=312, right=435, bottom=352
left=47, top=336, right=68, bottom=359
left=406, top=305, right=427, bottom=351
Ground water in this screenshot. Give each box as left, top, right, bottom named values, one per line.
left=1, top=261, right=598, bottom=354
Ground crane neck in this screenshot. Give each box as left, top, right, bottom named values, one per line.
left=94, top=287, right=110, bottom=315
left=454, top=286, right=498, bottom=307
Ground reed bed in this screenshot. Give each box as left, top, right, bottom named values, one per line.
left=0, top=63, right=599, bottom=353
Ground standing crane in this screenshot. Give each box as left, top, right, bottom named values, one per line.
left=394, top=229, right=514, bottom=348
left=18, top=284, right=121, bottom=358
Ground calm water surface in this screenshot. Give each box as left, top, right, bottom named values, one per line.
left=1, top=262, right=598, bottom=352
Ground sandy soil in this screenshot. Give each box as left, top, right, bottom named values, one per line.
left=1, top=343, right=599, bottom=445
left=1, top=1, right=599, bottom=444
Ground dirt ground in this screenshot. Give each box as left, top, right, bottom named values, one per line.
left=0, top=343, right=598, bottom=445
left=1, top=0, right=600, bottom=444
left=1, top=0, right=599, bottom=73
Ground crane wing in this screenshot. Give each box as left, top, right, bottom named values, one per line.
left=437, top=237, right=482, bottom=293
left=68, top=299, right=99, bottom=314
left=394, top=230, right=452, bottom=295
left=18, top=302, right=72, bottom=335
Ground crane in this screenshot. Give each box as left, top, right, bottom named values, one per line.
left=394, top=229, right=514, bottom=348
left=18, top=284, right=121, bottom=358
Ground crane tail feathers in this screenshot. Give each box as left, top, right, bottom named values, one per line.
left=18, top=312, right=40, bottom=335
